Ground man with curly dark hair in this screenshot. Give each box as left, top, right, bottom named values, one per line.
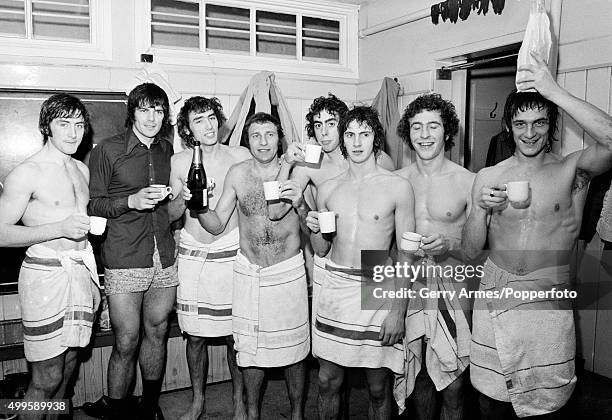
left=396, top=93, right=475, bottom=420
left=168, top=96, right=250, bottom=420
left=305, top=106, right=416, bottom=419
left=282, top=93, right=395, bottom=203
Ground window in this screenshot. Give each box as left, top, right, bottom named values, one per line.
left=136, top=0, right=358, bottom=79
left=0, top=0, right=111, bottom=60
left=0, top=0, right=90, bottom=42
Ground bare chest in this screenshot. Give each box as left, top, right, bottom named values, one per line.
left=411, top=177, right=467, bottom=223
left=309, top=162, right=345, bottom=187
left=493, top=167, right=575, bottom=221
left=327, top=183, right=394, bottom=225
left=34, top=162, right=88, bottom=210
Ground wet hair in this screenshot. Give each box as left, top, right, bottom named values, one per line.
left=338, top=106, right=384, bottom=159
left=502, top=89, right=559, bottom=152
left=397, top=93, right=459, bottom=151
left=305, top=93, right=349, bottom=139
left=243, top=112, right=284, bottom=154
left=177, top=96, right=227, bottom=148
left=125, top=83, right=170, bottom=130
left=39, top=93, right=90, bottom=144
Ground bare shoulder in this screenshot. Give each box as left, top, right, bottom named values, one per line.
left=446, top=160, right=475, bottom=186
left=473, top=164, right=501, bottom=187
left=317, top=176, right=341, bottom=200
left=393, top=163, right=417, bottom=180
left=74, top=159, right=90, bottom=178
left=228, top=158, right=252, bottom=178
left=171, top=148, right=192, bottom=166
left=4, top=160, right=40, bottom=191
left=387, top=172, right=414, bottom=195
left=225, top=145, right=251, bottom=163
left=376, top=151, right=396, bottom=170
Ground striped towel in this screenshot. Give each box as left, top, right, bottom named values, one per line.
left=470, top=258, right=576, bottom=417
left=312, top=260, right=405, bottom=374
left=232, top=250, right=310, bottom=368
left=19, top=242, right=100, bottom=362
left=177, top=228, right=239, bottom=337
left=404, top=255, right=471, bottom=390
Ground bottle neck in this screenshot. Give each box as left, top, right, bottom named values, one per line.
left=192, top=142, right=202, bottom=166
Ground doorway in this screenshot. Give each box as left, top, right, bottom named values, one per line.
left=464, top=48, right=519, bottom=172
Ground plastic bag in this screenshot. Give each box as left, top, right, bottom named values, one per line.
left=515, top=0, right=551, bottom=92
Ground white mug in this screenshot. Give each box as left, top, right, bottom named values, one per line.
left=263, top=181, right=280, bottom=200
left=505, top=181, right=529, bottom=202
left=304, top=144, right=322, bottom=164
left=89, top=216, right=107, bottom=236
left=150, top=184, right=173, bottom=200
left=400, top=232, right=422, bottom=252
left=318, top=211, right=336, bottom=233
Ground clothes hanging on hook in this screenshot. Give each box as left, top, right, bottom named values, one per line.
left=460, top=0, right=473, bottom=20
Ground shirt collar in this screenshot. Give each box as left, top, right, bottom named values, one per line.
left=124, top=128, right=169, bottom=155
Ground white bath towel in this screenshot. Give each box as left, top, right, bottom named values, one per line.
left=470, top=258, right=576, bottom=417
left=232, top=250, right=310, bottom=367
left=312, top=260, right=405, bottom=373
left=405, top=255, right=471, bottom=388
left=19, top=243, right=100, bottom=362
left=177, top=228, right=239, bottom=337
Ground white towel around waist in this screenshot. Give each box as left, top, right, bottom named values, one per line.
left=177, top=228, right=239, bottom=337
left=470, top=258, right=576, bottom=418
left=19, top=242, right=100, bottom=362
left=232, top=250, right=310, bottom=368
left=312, top=260, right=405, bottom=372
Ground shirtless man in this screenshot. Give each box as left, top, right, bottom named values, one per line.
left=168, top=96, right=250, bottom=420
left=306, top=106, right=415, bottom=419
left=395, top=94, right=474, bottom=420
left=0, top=93, right=100, bottom=419
left=184, top=112, right=310, bottom=420
left=463, top=52, right=612, bottom=419
left=282, top=93, right=395, bottom=204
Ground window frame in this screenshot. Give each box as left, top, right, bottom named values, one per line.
left=0, top=0, right=112, bottom=60
left=135, top=0, right=359, bottom=79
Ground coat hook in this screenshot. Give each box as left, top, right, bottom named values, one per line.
left=490, top=101, right=498, bottom=119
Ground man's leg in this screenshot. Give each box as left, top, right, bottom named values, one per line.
left=283, top=361, right=306, bottom=420
left=317, top=358, right=345, bottom=419
left=412, top=367, right=437, bottom=420
left=24, top=352, right=67, bottom=420
left=225, top=335, right=246, bottom=420
left=364, top=368, right=392, bottom=420
left=440, top=373, right=465, bottom=420
left=179, top=335, right=208, bottom=420
left=107, top=292, right=144, bottom=416
left=242, top=367, right=265, bottom=420
left=140, top=286, right=176, bottom=418
left=478, top=392, right=513, bottom=420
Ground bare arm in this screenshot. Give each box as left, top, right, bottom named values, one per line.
left=461, top=171, right=504, bottom=261
left=307, top=183, right=333, bottom=257
left=379, top=178, right=415, bottom=345
left=518, top=52, right=612, bottom=176
left=195, top=166, right=238, bottom=235
left=0, top=164, right=89, bottom=247
left=168, top=153, right=187, bottom=222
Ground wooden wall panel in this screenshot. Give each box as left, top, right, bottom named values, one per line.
left=559, top=71, right=587, bottom=156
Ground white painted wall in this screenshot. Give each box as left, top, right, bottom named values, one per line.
left=0, top=0, right=358, bottom=144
